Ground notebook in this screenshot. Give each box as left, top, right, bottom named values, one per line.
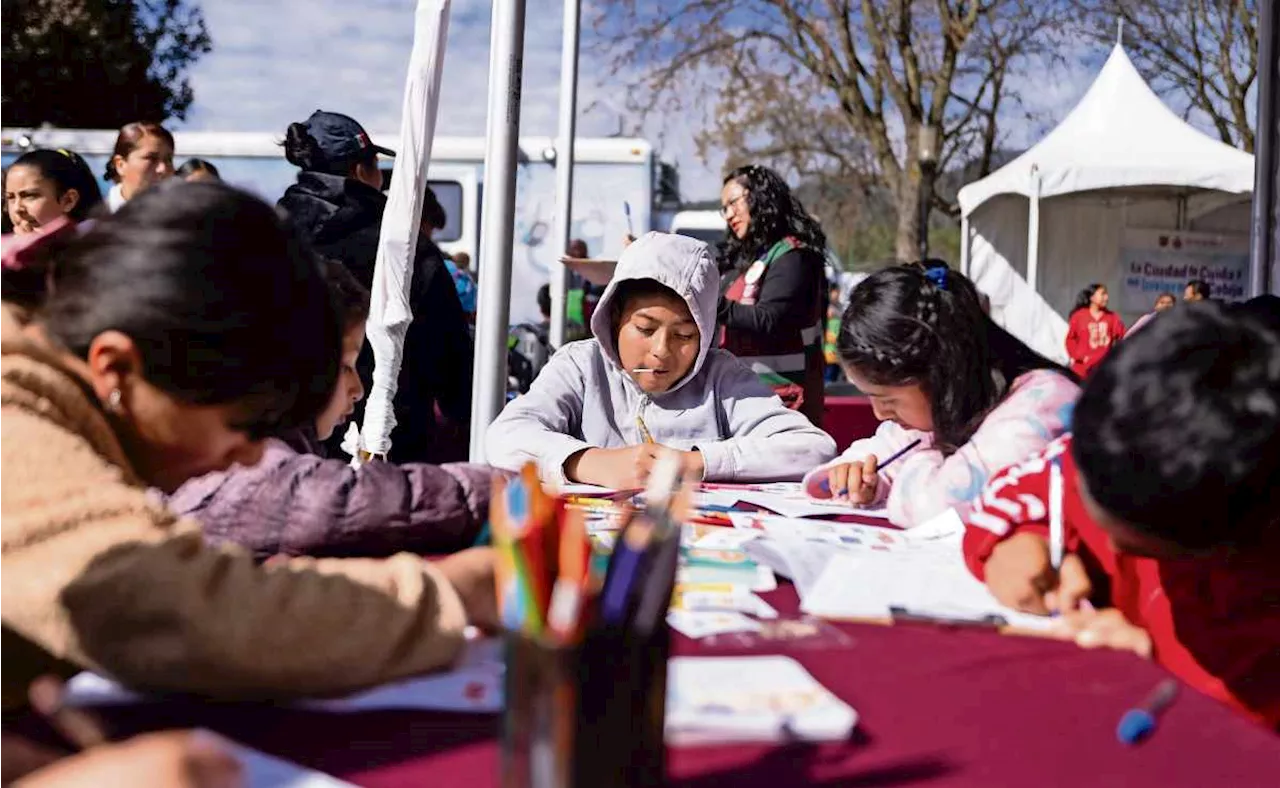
left=64, top=638, right=505, bottom=713
left=666, top=656, right=857, bottom=744
left=799, top=548, right=1059, bottom=633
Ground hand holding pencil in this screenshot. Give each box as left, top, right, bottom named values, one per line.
left=984, top=532, right=1092, bottom=616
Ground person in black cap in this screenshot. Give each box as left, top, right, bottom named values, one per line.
left=278, top=110, right=473, bottom=464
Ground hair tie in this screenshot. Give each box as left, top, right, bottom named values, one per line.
left=2, top=216, right=76, bottom=270
left=924, top=264, right=949, bottom=291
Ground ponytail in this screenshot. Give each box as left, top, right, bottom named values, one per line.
left=283, top=122, right=327, bottom=173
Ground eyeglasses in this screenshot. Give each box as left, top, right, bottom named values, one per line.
left=720, top=193, right=748, bottom=217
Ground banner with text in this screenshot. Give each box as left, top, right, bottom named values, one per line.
left=1119, top=228, right=1250, bottom=312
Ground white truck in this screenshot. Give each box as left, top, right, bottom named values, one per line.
left=1, top=128, right=675, bottom=325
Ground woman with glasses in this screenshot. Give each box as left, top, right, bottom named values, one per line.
left=716, top=164, right=829, bottom=426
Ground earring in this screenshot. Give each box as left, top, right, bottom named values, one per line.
left=106, top=388, right=123, bottom=413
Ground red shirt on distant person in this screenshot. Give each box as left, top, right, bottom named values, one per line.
left=1065, top=284, right=1124, bottom=378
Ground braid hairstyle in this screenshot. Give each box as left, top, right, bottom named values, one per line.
left=836, top=261, right=1073, bottom=454
left=716, top=164, right=826, bottom=272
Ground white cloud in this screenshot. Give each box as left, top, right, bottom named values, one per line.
left=180, top=4, right=1160, bottom=201
left=179, top=0, right=725, bottom=197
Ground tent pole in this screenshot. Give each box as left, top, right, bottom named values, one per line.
left=1251, top=0, right=1279, bottom=296
left=550, top=0, right=581, bottom=349
left=1025, top=168, right=1041, bottom=292
left=469, top=0, right=528, bottom=462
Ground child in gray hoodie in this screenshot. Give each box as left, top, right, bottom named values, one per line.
left=486, top=232, right=836, bottom=488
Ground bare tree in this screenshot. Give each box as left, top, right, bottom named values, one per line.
left=1075, top=1, right=1257, bottom=151
left=592, top=1, right=1070, bottom=261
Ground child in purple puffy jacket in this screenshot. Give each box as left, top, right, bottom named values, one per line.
left=167, top=260, right=491, bottom=559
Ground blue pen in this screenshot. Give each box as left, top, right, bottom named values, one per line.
left=820, top=438, right=923, bottom=496
left=697, top=504, right=737, bottom=513
left=600, top=519, right=654, bottom=623
left=624, top=201, right=634, bottom=238
left=1117, top=679, right=1179, bottom=744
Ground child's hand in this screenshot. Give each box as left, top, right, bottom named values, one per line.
left=15, top=730, right=244, bottom=788
left=564, top=445, right=664, bottom=489
left=1062, top=607, right=1152, bottom=659
left=825, top=455, right=879, bottom=504
left=984, top=532, right=1092, bottom=615
left=435, top=547, right=499, bottom=632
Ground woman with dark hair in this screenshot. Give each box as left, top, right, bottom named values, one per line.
left=278, top=110, right=473, bottom=463
left=4, top=149, right=103, bottom=233
left=1065, top=282, right=1124, bottom=378
left=802, top=261, right=1079, bottom=528
left=175, top=158, right=221, bottom=183
left=1, top=180, right=495, bottom=710
left=716, top=164, right=828, bottom=425
left=103, top=121, right=174, bottom=211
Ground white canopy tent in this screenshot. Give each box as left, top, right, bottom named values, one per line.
left=958, top=44, right=1256, bottom=363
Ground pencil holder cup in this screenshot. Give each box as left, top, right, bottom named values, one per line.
left=502, top=626, right=670, bottom=788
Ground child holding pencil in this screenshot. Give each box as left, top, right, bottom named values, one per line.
left=964, top=302, right=1280, bottom=728
left=486, top=232, right=836, bottom=488
left=803, top=262, right=1079, bottom=527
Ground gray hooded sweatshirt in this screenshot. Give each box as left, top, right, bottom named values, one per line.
left=485, top=232, right=836, bottom=483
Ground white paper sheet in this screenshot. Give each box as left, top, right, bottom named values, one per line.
left=667, top=610, right=764, bottom=639
left=727, top=512, right=906, bottom=548
left=901, top=507, right=966, bottom=544
left=64, top=638, right=504, bottom=713
left=666, top=656, right=857, bottom=745
left=707, top=482, right=891, bottom=519
left=744, top=539, right=851, bottom=598
left=219, top=736, right=356, bottom=787
left=800, top=549, right=1059, bottom=632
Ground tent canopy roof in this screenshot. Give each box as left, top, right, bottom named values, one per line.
left=958, top=45, right=1254, bottom=217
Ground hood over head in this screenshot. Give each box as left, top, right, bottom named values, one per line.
left=590, top=231, right=719, bottom=395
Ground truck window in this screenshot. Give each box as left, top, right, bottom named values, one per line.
left=429, top=180, right=464, bottom=243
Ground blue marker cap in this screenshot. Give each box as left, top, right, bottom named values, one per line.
left=1116, top=709, right=1157, bottom=744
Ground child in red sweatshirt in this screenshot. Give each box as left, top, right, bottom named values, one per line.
left=1064, top=283, right=1125, bottom=378
left=962, top=301, right=1280, bottom=729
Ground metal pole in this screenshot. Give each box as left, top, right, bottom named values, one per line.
left=1251, top=0, right=1278, bottom=296
left=918, top=161, right=935, bottom=260
left=469, top=0, right=527, bottom=462
left=550, top=0, right=581, bottom=348
left=1025, top=167, right=1042, bottom=292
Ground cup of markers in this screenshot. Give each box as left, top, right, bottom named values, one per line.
left=493, top=457, right=687, bottom=788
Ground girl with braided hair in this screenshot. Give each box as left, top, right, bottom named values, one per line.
left=802, top=261, right=1079, bottom=528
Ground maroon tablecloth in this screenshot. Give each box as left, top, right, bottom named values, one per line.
left=823, top=396, right=878, bottom=452
left=84, top=584, right=1279, bottom=787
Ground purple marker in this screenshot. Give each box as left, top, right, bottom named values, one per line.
left=820, top=438, right=922, bottom=496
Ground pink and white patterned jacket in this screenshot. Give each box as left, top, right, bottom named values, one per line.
left=802, top=369, right=1080, bottom=528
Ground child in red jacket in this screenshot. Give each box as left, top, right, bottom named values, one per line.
left=1064, top=283, right=1125, bottom=378
left=963, top=301, right=1280, bottom=728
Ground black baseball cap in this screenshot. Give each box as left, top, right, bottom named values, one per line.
left=302, top=110, right=394, bottom=163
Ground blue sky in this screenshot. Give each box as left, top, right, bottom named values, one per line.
left=177, top=0, right=1105, bottom=200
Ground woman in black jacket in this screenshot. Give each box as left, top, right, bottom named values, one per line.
left=717, top=164, right=828, bottom=426
left=278, top=110, right=473, bottom=463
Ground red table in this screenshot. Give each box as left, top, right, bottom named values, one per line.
left=823, top=396, right=878, bottom=452
left=83, top=585, right=1279, bottom=787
